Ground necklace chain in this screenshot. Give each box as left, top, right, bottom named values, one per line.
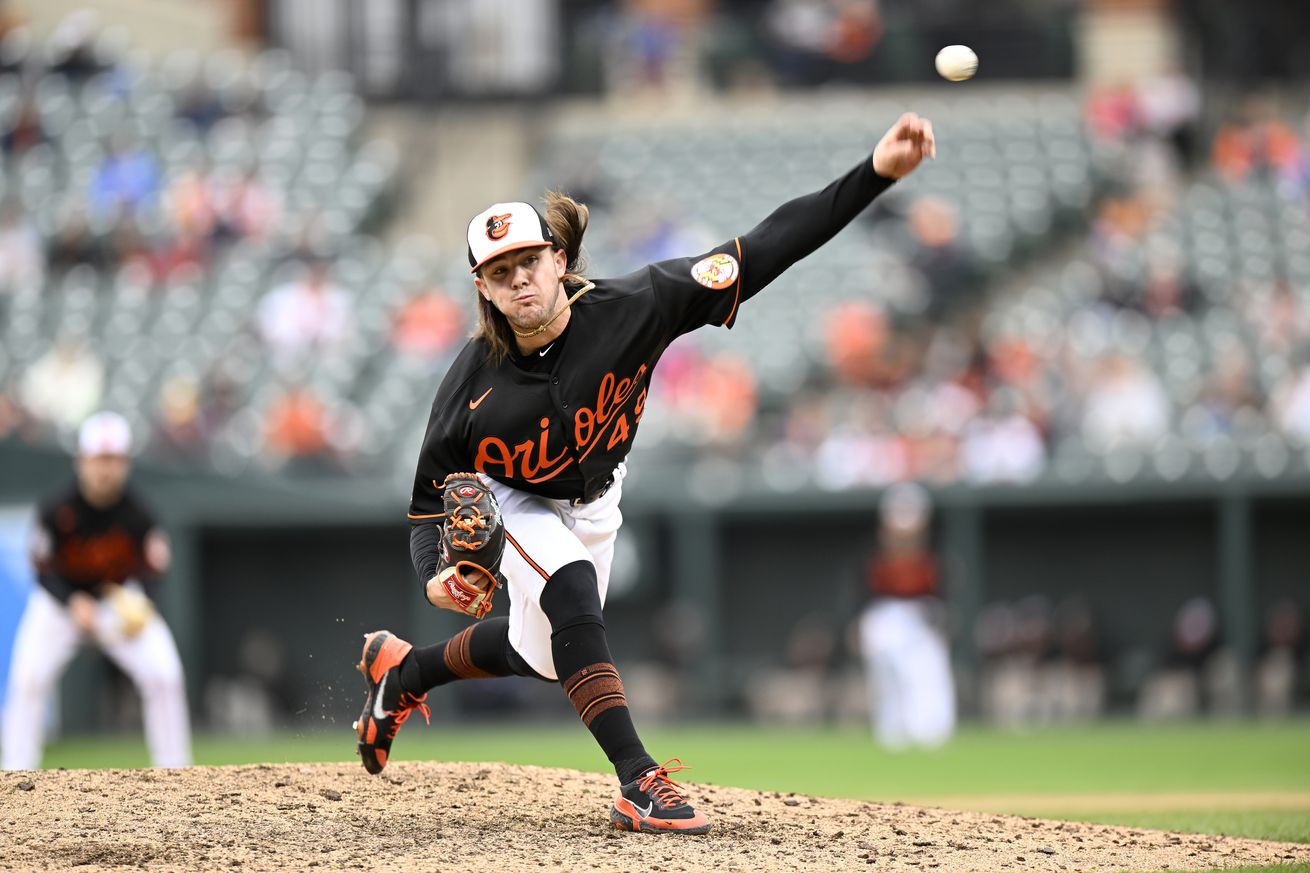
left=512, top=281, right=595, bottom=339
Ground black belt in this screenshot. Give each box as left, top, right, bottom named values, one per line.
left=571, top=474, right=614, bottom=506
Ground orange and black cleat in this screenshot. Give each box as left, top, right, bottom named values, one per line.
left=610, top=759, right=711, bottom=835
left=353, top=630, right=430, bottom=775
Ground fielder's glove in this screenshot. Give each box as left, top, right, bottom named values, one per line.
left=434, top=473, right=505, bottom=619
left=103, top=583, right=154, bottom=639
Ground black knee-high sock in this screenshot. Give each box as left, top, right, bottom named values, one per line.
left=540, top=560, right=656, bottom=786
left=397, top=617, right=541, bottom=695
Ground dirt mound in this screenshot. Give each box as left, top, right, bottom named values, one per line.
left=3, top=763, right=1307, bottom=872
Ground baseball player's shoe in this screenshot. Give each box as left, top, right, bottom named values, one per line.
left=610, top=759, right=711, bottom=834
left=354, top=630, right=430, bottom=775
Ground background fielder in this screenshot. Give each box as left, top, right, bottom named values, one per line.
left=858, top=481, right=956, bottom=750
left=1, top=411, right=191, bottom=771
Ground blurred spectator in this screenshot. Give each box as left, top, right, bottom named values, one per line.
left=857, top=482, right=954, bottom=748
left=1137, top=250, right=1197, bottom=317
left=0, top=389, right=38, bottom=443
left=1211, top=100, right=1307, bottom=189
left=1080, top=353, right=1170, bottom=451
left=89, top=132, right=162, bottom=220
left=1190, top=343, right=1260, bottom=438
left=1270, top=360, right=1310, bottom=445
left=814, top=392, right=908, bottom=488
left=977, top=595, right=1110, bottom=729
left=19, top=336, right=105, bottom=432
left=1, top=95, right=46, bottom=155
left=959, top=390, right=1045, bottom=483
left=118, top=223, right=205, bottom=284
left=1255, top=598, right=1305, bottom=718
left=0, top=202, right=44, bottom=293
left=210, top=166, right=281, bottom=243
left=263, top=386, right=330, bottom=462
left=196, top=363, right=244, bottom=443
left=391, top=285, right=465, bottom=361
left=764, top=0, right=882, bottom=88
left=1048, top=597, right=1106, bottom=722
left=46, top=204, right=112, bottom=276
left=150, top=374, right=206, bottom=463
left=745, top=611, right=840, bottom=724
left=1138, top=596, right=1238, bottom=720
left=620, top=11, right=680, bottom=92
left=176, top=79, right=224, bottom=133
left=691, top=353, right=757, bottom=446
left=906, top=196, right=974, bottom=319
left=1135, top=68, right=1201, bottom=168
left=824, top=301, right=890, bottom=387
left=204, top=628, right=292, bottom=734
left=1085, top=81, right=1138, bottom=143
left=650, top=345, right=757, bottom=447
left=165, top=163, right=218, bottom=242
left=256, top=259, right=352, bottom=369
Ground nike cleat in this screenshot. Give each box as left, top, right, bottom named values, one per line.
left=610, top=759, right=711, bottom=834
left=354, top=630, right=430, bottom=775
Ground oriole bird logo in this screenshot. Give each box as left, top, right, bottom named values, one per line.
left=486, top=214, right=512, bottom=240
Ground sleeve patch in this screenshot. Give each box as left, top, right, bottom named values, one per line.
left=690, top=253, right=739, bottom=290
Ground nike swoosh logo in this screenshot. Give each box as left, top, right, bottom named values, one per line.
left=469, top=387, right=493, bottom=410
left=538, top=342, right=555, bottom=357
left=635, top=801, right=653, bottom=818
left=373, top=673, right=391, bottom=720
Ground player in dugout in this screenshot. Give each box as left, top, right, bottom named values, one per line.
left=1, top=411, right=191, bottom=770
left=353, top=112, right=936, bottom=833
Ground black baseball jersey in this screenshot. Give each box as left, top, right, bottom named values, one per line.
left=408, top=156, right=894, bottom=521
left=31, top=485, right=164, bottom=603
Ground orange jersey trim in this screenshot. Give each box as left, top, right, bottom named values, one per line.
left=722, top=237, right=743, bottom=326
left=505, top=530, right=551, bottom=581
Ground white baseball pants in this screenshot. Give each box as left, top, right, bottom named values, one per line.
left=859, top=598, right=956, bottom=750
left=487, top=464, right=626, bottom=681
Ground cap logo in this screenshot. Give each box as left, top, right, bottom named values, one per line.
left=486, top=213, right=512, bottom=241
left=690, top=253, right=739, bottom=290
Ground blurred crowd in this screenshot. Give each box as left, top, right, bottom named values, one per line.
left=5, top=16, right=1310, bottom=493
left=614, top=75, right=1310, bottom=492
left=0, top=15, right=465, bottom=473
left=575, top=0, right=1072, bottom=97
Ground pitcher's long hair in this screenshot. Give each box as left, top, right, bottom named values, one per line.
left=475, top=191, right=590, bottom=364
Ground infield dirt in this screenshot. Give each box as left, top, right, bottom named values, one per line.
left=4, top=762, right=1308, bottom=872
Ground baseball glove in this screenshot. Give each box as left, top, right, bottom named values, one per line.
left=104, top=583, right=153, bottom=639
left=435, top=473, right=505, bottom=619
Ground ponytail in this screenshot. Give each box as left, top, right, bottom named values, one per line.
left=543, top=190, right=589, bottom=277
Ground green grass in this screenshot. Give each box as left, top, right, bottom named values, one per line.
left=40, top=720, right=1310, bottom=854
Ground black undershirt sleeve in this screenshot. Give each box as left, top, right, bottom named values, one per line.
left=736, top=156, right=894, bottom=304
left=409, top=523, right=441, bottom=588
left=36, top=571, right=75, bottom=605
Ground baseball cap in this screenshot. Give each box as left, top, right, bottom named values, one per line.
left=77, top=411, right=132, bottom=457
left=467, top=201, right=555, bottom=273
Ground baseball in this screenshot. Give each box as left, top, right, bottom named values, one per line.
left=935, top=44, right=978, bottom=82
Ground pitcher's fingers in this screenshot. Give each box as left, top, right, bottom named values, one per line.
left=922, top=118, right=936, bottom=158
left=895, top=112, right=920, bottom=137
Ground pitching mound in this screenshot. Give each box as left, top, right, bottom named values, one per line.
left=4, top=763, right=1307, bottom=872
